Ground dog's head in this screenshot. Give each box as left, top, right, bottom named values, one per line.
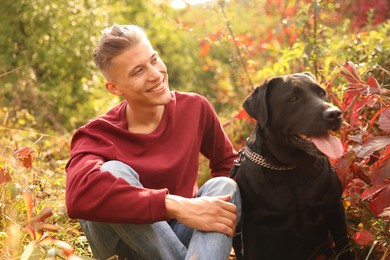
left=243, top=72, right=343, bottom=160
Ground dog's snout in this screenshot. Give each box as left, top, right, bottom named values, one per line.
left=323, top=106, right=342, bottom=129
left=324, top=107, right=341, bottom=120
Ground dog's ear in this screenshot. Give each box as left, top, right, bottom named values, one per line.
left=243, top=80, right=269, bottom=128
left=303, top=72, right=316, bottom=80
left=243, top=77, right=284, bottom=128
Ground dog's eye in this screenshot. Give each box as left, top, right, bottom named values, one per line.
left=319, top=90, right=327, bottom=97
left=289, top=96, right=300, bottom=103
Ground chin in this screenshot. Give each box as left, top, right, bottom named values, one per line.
left=160, top=89, right=172, bottom=104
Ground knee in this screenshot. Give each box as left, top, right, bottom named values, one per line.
left=208, top=177, right=240, bottom=193
left=208, top=177, right=242, bottom=217
left=101, top=160, right=127, bottom=173
left=203, top=177, right=241, bottom=202
left=101, top=160, right=140, bottom=184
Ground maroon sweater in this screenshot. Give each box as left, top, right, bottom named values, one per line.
left=65, top=91, right=237, bottom=224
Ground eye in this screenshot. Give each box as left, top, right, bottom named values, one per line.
left=319, top=89, right=327, bottom=97
left=289, top=96, right=300, bottom=103
left=151, top=54, right=160, bottom=64
left=132, top=67, right=144, bottom=76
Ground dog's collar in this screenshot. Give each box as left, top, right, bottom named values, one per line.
left=242, top=146, right=295, bottom=171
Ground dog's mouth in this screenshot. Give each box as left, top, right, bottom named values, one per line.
left=290, top=132, right=344, bottom=159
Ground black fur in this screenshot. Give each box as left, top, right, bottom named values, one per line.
left=234, top=73, right=353, bottom=260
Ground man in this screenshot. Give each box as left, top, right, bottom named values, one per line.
left=65, top=24, right=241, bottom=260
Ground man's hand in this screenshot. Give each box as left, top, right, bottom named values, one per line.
left=165, top=194, right=237, bottom=237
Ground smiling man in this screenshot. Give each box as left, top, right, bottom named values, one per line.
left=65, top=24, right=241, bottom=260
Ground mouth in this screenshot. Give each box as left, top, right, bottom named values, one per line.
left=147, top=83, right=165, bottom=93
left=290, top=131, right=344, bottom=159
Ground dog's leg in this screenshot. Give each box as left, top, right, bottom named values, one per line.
left=232, top=221, right=243, bottom=260
left=327, top=201, right=354, bottom=259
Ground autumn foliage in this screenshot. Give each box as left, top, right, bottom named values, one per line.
left=334, top=62, right=390, bottom=255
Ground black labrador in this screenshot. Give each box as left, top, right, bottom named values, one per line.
left=233, top=73, right=353, bottom=260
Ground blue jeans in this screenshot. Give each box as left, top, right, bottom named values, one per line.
left=79, top=160, right=242, bottom=260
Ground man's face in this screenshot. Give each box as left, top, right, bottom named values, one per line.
left=104, top=37, right=171, bottom=108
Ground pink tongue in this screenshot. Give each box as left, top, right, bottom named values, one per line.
left=311, top=134, right=344, bottom=159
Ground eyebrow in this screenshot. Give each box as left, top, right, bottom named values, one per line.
left=151, top=52, right=159, bottom=60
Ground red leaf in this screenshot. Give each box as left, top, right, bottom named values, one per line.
left=368, top=184, right=390, bottom=216
left=348, top=133, right=363, bottom=143
left=30, top=207, right=54, bottom=224
left=356, top=136, right=390, bottom=158
left=14, top=147, right=35, bottom=170
left=34, top=222, right=59, bottom=233
left=334, top=154, right=355, bottom=186
left=379, top=107, right=390, bottom=132
left=26, top=225, right=36, bottom=241
left=367, top=76, right=381, bottom=92
left=348, top=98, right=366, bottom=127
left=341, top=61, right=363, bottom=86
left=23, top=190, right=33, bottom=220
left=199, top=40, right=211, bottom=57
left=352, top=230, right=375, bottom=246
left=233, top=108, right=255, bottom=121
left=341, top=90, right=359, bottom=113
left=0, top=165, right=12, bottom=185
left=360, top=173, right=390, bottom=217
left=371, top=146, right=390, bottom=185
left=361, top=179, right=390, bottom=200
left=360, top=78, right=380, bottom=95
left=23, top=190, right=35, bottom=239
left=351, top=162, right=371, bottom=185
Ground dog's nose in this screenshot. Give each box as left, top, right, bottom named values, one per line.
left=323, top=106, right=342, bottom=129
left=324, top=107, right=341, bottom=119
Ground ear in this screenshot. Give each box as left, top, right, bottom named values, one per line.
left=243, top=81, right=269, bottom=129
left=105, top=81, right=123, bottom=96
left=303, top=72, right=316, bottom=80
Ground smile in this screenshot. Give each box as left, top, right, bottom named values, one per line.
left=148, top=83, right=165, bottom=92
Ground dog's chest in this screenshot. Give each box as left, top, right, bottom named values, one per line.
left=236, top=160, right=341, bottom=212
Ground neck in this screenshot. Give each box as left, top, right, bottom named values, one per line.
left=250, top=126, right=310, bottom=167
left=126, top=104, right=165, bottom=134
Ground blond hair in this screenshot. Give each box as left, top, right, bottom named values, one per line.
left=93, top=24, right=147, bottom=77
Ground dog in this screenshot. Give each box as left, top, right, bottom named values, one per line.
left=232, top=73, right=353, bottom=259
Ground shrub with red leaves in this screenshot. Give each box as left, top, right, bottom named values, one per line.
left=331, top=61, right=390, bottom=258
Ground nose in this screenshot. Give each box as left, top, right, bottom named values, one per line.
left=323, top=106, right=342, bottom=129
left=148, top=64, right=164, bottom=82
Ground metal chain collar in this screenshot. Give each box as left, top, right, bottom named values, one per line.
left=242, top=146, right=295, bottom=171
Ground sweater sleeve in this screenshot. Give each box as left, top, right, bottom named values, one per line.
left=199, top=97, right=238, bottom=178
left=65, top=130, right=169, bottom=224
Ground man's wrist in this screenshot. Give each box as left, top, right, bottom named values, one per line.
left=165, top=194, right=179, bottom=219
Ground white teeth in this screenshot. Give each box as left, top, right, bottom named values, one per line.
left=149, top=84, right=164, bottom=92
left=298, top=134, right=312, bottom=142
